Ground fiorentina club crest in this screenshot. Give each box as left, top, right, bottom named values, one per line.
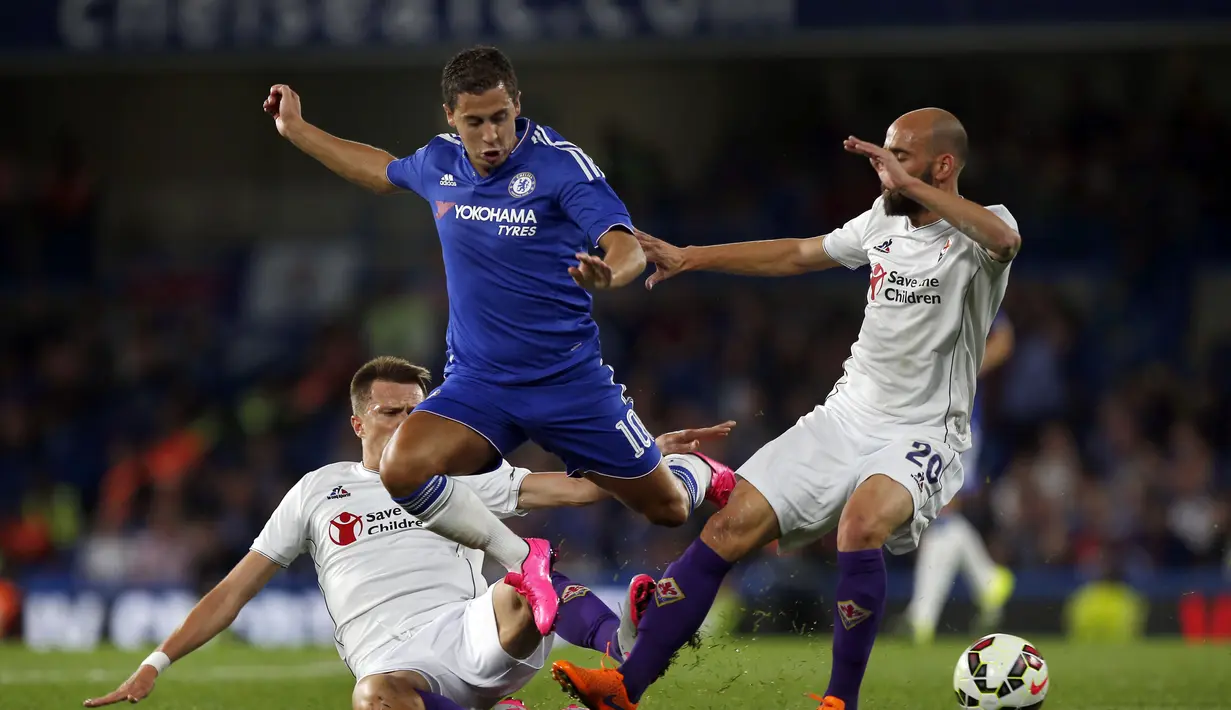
left=560, top=584, right=590, bottom=603
left=836, top=599, right=872, bottom=630
left=654, top=577, right=685, bottom=607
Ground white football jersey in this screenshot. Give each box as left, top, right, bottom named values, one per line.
left=821, top=195, right=1015, bottom=452
left=250, top=461, right=528, bottom=673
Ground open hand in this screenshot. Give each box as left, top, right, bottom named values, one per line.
left=263, top=84, right=302, bottom=138
left=655, top=420, right=736, bottom=455
left=84, top=665, right=158, bottom=707
left=569, top=253, right=615, bottom=291
left=634, top=228, right=686, bottom=290
left=843, top=136, right=918, bottom=193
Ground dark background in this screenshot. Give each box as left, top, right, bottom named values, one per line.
left=2, top=0, right=1229, bottom=646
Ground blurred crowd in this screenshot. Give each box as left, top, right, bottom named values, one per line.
left=0, top=52, right=1229, bottom=599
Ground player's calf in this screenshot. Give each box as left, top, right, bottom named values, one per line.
left=822, top=473, right=916, bottom=710
left=587, top=452, right=730, bottom=528
left=492, top=582, right=547, bottom=659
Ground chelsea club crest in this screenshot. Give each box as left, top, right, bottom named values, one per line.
left=508, top=171, right=536, bottom=198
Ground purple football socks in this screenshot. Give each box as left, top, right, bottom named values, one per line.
left=824, top=549, right=888, bottom=709
left=551, top=572, right=622, bottom=656
left=619, top=539, right=733, bottom=702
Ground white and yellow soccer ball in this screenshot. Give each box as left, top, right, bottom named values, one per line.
left=953, top=633, right=1049, bottom=708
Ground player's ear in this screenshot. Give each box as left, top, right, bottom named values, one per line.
left=936, top=154, right=955, bottom=181
left=351, top=415, right=364, bottom=438
left=442, top=103, right=455, bottom=127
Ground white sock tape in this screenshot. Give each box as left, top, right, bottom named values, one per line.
left=141, top=651, right=172, bottom=675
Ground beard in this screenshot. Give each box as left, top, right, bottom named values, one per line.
left=883, top=165, right=935, bottom=217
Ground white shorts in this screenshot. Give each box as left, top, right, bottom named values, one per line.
left=352, top=585, right=552, bottom=710
left=737, top=404, right=965, bottom=555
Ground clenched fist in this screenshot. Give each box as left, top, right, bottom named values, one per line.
left=263, top=84, right=302, bottom=138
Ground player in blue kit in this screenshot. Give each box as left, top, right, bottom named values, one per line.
left=262, top=46, right=735, bottom=637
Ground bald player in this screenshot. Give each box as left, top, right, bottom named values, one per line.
left=552, top=109, right=1021, bottom=710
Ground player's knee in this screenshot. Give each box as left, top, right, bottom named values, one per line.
left=379, top=440, right=439, bottom=497
left=352, top=678, right=425, bottom=710
left=699, top=508, right=758, bottom=561
left=644, top=497, right=690, bottom=527
left=836, top=502, right=895, bottom=552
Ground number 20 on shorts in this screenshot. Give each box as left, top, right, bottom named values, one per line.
left=905, top=441, right=944, bottom=485
left=616, top=411, right=655, bottom=457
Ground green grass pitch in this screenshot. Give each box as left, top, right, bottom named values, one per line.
left=2, top=636, right=1226, bottom=709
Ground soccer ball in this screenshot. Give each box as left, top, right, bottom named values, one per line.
left=953, top=633, right=1049, bottom=708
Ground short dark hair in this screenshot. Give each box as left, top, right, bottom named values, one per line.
left=350, top=356, right=432, bottom=415
left=441, top=45, right=519, bottom=110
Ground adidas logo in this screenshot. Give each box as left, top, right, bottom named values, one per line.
left=439, top=173, right=457, bottom=187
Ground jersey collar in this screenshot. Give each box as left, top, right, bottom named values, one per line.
left=511, top=117, right=533, bottom=157
left=905, top=193, right=963, bottom=240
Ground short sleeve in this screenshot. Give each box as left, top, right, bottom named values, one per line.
left=385, top=145, right=430, bottom=196
left=456, top=461, right=529, bottom=519
left=559, top=176, right=633, bottom=249
left=250, top=479, right=309, bottom=567
left=976, top=205, right=1019, bottom=272
left=822, top=208, right=875, bottom=270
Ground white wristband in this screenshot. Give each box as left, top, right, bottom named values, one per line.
left=141, top=651, right=172, bottom=675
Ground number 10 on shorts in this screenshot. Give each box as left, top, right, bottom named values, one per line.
left=905, top=441, right=943, bottom=488
left=616, top=411, right=655, bottom=458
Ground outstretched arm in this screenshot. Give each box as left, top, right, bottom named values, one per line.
left=516, top=421, right=737, bottom=511
left=84, top=552, right=280, bottom=707
left=597, top=228, right=648, bottom=288
left=635, top=229, right=842, bottom=288
left=264, top=84, right=400, bottom=195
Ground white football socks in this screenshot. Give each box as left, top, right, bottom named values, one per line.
left=664, top=453, right=713, bottom=513
left=411, top=477, right=530, bottom=571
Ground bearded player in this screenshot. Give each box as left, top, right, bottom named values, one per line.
left=553, top=108, right=1021, bottom=710
left=262, top=46, right=734, bottom=639
left=84, top=357, right=734, bottom=710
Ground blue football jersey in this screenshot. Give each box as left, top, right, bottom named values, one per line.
left=386, top=118, right=633, bottom=385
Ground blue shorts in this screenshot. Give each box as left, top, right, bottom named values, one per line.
left=415, top=364, right=662, bottom=479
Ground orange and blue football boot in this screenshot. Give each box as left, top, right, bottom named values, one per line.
left=552, top=659, right=638, bottom=710
left=810, top=693, right=847, bottom=710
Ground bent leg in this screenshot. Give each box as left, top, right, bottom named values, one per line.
left=353, top=672, right=465, bottom=710
left=381, top=409, right=530, bottom=572
left=546, top=573, right=623, bottom=657
left=619, top=480, right=781, bottom=701
left=824, top=474, right=918, bottom=709
left=491, top=581, right=547, bottom=661
left=583, top=457, right=698, bottom=528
